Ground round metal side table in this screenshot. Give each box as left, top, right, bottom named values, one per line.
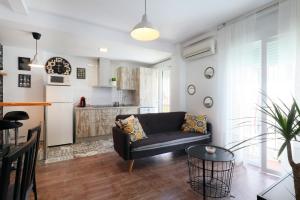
left=186, top=145, right=235, bottom=199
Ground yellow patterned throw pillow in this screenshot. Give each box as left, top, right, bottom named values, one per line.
left=181, top=114, right=207, bottom=133
left=119, top=115, right=147, bottom=142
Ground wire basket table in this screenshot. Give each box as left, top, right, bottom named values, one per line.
left=186, top=145, right=235, bottom=199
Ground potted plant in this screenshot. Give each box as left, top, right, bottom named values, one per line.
left=230, top=98, right=300, bottom=199
left=111, top=77, right=117, bottom=87
left=260, top=99, right=300, bottom=199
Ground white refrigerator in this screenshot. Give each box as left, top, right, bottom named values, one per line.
left=46, top=85, right=73, bottom=146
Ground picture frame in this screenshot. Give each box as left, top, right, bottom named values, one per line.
left=18, top=57, right=31, bottom=71
left=77, top=68, right=86, bottom=79
left=18, top=74, right=31, bottom=88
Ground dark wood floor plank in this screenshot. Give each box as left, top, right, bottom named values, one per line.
left=31, top=151, right=279, bottom=200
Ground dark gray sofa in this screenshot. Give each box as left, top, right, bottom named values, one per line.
left=112, top=112, right=212, bottom=172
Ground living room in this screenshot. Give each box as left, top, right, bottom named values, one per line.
left=0, top=0, right=299, bottom=199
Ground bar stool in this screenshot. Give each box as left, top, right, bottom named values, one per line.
left=3, top=111, right=29, bottom=145
left=0, top=120, right=21, bottom=150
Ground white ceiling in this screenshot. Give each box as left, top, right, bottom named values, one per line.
left=26, top=0, right=273, bottom=42
left=0, top=0, right=273, bottom=63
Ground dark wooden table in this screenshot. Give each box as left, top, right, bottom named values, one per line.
left=257, top=173, right=295, bottom=200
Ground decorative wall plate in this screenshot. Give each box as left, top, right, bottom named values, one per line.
left=204, top=67, right=215, bottom=79
left=187, top=84, right=196, bottom=95
left=45, top=57, right=72, bottom=75
left=203, top=96, right=214, bottom=108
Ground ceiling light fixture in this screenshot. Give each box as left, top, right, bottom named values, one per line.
left=28, top=32, right=44, bottom=68
left=99, top=48, right=108, bottom=53
left=130, top=0, right=160, bottom=41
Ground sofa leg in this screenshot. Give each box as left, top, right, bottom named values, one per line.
left=128, top=160, right=134, bottom=173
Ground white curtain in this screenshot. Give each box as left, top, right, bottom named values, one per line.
left=274, top=0, right=296, bottom=103
left=217, top=15, right=261, bottom=163
left=216, top=0, right=299, bottom=166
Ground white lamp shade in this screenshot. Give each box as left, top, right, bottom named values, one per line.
left=131, top=14, right=160, bottom=41
left=28, top=53, right=44, bottom=68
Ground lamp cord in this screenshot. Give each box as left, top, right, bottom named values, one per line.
left=35, top=39, right=38, bottom=55
left=145, top=0, right=147, bottom=15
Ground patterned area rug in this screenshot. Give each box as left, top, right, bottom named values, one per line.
left=41, top=138, right=114, bottom=164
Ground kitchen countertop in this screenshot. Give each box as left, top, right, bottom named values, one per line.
left=74, top=105, right=139, bottom=110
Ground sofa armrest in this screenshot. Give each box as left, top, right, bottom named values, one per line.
left=112, top=127, right=131, bottom=160
left=207, top=122, right=212, bottom=133
left=207, top=122, right=213, bottom=142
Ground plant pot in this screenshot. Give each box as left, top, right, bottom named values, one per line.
left=293, top=166, right=300, bottom=199
left=111, top=80, right=117, bottom=87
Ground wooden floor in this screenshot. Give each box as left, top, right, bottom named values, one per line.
left=32, top=151, right=279, bottom=200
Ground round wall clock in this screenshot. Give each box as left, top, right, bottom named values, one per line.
left=45, top=57, right=72, bottom=75
left=204, top=67, right=215, bottom=79
left=203, top=96, right=214, bottom=108
left=187, top=84, right=196, bottom=95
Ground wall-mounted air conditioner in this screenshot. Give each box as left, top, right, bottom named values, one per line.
left=182, top=38, right=216, bottom=60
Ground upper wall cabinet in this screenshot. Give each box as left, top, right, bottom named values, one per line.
left=117, top=67, right=137, bottom=90
left=91, top=58, right=114, bottom=88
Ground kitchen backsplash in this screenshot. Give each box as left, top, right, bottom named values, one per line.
left=112, top=89, right=136, bottom=105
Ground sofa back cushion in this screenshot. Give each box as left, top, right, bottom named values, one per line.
left=116, top=112, right=186, bottom=135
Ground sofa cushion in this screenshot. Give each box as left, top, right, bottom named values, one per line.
left=182, top=114, right=207, bottom=133
left=116, top=112, right=186, bottom=135
left=131, top=131, right=211, bottom=151
left=119, top=115, right=147, bottom=142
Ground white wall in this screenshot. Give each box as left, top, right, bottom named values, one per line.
left=3, top=46, right=113, bottom=140
left=185, top=54, right=222, bottom=145
left=183, top=32, right=224, bottom=146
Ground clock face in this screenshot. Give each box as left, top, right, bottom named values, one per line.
left=187, top=84, right=196, bottom=95
left=45, top=57, right=72, bottom=75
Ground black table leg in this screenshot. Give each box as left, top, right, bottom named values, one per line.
left=203, top=160, right=206, bottom=199
left=211, top=161, right=214, bottom=179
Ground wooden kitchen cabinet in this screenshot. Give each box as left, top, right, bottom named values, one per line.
left=137, top=67, right=159, bottom=107
left=75, top=106, right=139, bottom=141
left=117, top=67, right=137, bottom=90
left=75, top=109, right=97, bottom=138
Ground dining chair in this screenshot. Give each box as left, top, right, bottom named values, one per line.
left=26, top=126, right=41, bottom=200
left=0, top=125, right=41, bottom=200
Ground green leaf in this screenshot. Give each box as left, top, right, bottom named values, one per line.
left=272, top=103, right=288, bottom=135
left=286, top=102, right=297, bottom=135
left=277, top=141, right=287, bottom=158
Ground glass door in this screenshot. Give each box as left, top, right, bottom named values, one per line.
left=261, top=38, right=291, bottom=175
left=158, top=69, right=170, bottom=112
left=243, top=38, right=287, bottom=175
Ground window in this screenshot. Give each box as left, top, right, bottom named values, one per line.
left=157, top=67, right=170, bottom=113
left=161, top=69, right=170, bottom=112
